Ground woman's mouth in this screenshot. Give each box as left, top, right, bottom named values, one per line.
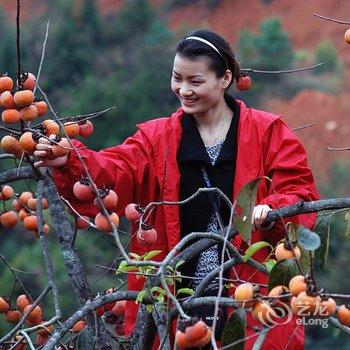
left=181, top=97, right=198, bottom=106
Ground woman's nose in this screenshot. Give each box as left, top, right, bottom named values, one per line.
left=179, top=85, right=193, bottom=96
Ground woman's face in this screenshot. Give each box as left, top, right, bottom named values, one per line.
left=171, top=54, right=231, bottom=116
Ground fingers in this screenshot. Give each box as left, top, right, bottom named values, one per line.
left=252, top=204, right=272, bottom=231
left=34, top=134, right=54, bottom=168
left=33, top=134, right=69, bottom=168
left=34, top=160, right=45, bottom=168
left=36, top=143, right=52, bottom=151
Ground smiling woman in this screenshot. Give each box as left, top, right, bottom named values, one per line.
left=34, top=29, right=319, bottom=349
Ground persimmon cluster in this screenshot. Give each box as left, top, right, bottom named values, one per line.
left=125, top=203, right=158, bottom=245
left=72, top=181, right=120, bottom=233
left=0, top=73, right=47, bottom=123
left=0, top=72, right=94, bottom=160
left=0, top=294, right=54, bottom=347
left=72, top=181, right=158, bottom=244
left=0, top=187, right=50, bottom=237
left=234, top=282, right=281, bottom=325
left=175, top=318, right=212, bottom=349
left=233, top=239, right=350, bottom=326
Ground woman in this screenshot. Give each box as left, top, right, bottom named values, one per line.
left=35, top=29, right=319, bottom=349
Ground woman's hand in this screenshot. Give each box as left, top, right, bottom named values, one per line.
left=252, top=204, right=273, bottom=231
left=33, top=135, right=69, bottom=168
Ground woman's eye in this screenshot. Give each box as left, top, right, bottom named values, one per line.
left=173, top=76, right=181, bottom=81
left=192, top=81, right=202, bottom=85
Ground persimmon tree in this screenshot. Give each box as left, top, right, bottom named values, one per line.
left=2, top=2, right=350, bottom=350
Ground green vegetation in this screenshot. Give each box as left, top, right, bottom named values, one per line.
left=0, top=0, right=174, bottom=331
left=315, top=39, right=340, bottom=74
left=237, top=17, right=294, bottom=73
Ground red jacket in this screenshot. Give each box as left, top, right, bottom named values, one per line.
left=53, top=100, right=319, bottom=349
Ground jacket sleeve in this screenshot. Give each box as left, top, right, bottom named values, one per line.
left=258, top=119, right=319, bottom=244
left=52, top=129, right=154, bottom=218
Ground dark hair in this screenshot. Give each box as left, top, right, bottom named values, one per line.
left=175, top=29, right=241, bottom=88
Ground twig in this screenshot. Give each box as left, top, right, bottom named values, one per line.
left=57, top=106, right=117, bottom=123
left=36, top=180, right=62, bottom=316
left=16, top=0, right=21, bottom=87
left=242, top=63, right=324, bottom=74
left=329, top=316, right=350, bottom=335
left=211, top=205, right=236, bottom=349
left=0, top=125, right=22, bottom=136
left=326, top=146, right=350, bottom=151
left=0, top=154, right=18, bottom=160
left=0, top=252, right=33, bottom=299
left=33, top=21, right=50, bottom=96
left=313, top=12, right=350, bottom=25
left=292, top=122, right=317, bottom=132
left=22, top=315, right=60, bottom=335
left=251, top=328, right=269, bottom=350
left=60, top=195, right=96, bottom=229
left=18, top=331, right=35, bottom=350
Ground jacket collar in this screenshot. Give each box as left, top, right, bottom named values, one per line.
left=178, top=94, right=240, bottom=165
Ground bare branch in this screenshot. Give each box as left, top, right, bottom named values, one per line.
left=33, top=21, right=50, bottom=96
left=36, top=180, right=61, bottom=316
left=329, top=316, right=350, bottom=335
left=0, top=252, right=33, bottom=298
left=251, top=328, right=269, bottom=350
left=292, top=122, right=317, bottom=132
left=326, top=146, right=350, bottom=151
left=0, top=166, right=41, bottom=185
left=313, top=12, right=350, bottom=25
left=242, top=63, right=324, bottom=74
left=43, top=291, right=151, bottom=349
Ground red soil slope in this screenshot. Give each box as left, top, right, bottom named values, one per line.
left=265, top=90, right=350, bottom=184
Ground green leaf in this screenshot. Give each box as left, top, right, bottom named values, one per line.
left=264, top=259, right=277, bottom=273
left=268, top=259, right=299, bottom=291
left=313, top=212, right=331, bottom=269
left=143, top=250, right=162, bottom=261
left=221, top=308, right=246, bottom=350
left=166, top=265, right=174, bottom=274
left=165, top=277, right=175, bottom=286
left=145, top=267, right=156, bottom=275
left=243, top=241, right=271, bottom=262
left=146, top=304, right=154, bottom=313
left=136, top=290, right=149, bottom=304
left=176, top=288, right=194, bottom=297
left=155, top=294, right=165, bottom=304
left=233, top=179, right=260, bottom=243
left=295, top=224, right=321, bottom=251
left=129, top=252, right=141, bottom=260
left=116, top=260, right=137, bottom=274
left=175, top=260, right=185, bottom=271
left=77, top=328, right=94, bottom=350
left=150, top=286, right=166, bottom=296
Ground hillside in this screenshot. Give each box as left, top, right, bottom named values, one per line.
left=1, top=0, right=350, bottom=183
left=265, top=90, right=350, bottom=184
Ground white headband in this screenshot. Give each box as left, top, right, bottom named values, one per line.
left=185, top=36, right=223, bottom=58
